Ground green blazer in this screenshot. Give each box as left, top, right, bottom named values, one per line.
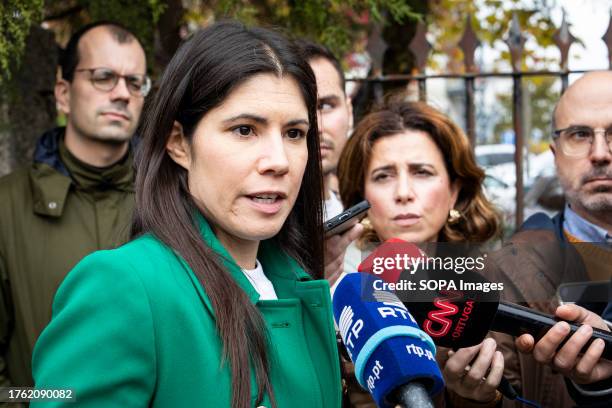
left=32, top=215, right=342, bottom=407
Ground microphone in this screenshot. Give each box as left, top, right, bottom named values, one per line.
left=408, top=279, right=612, bottom=360
left=333, top=272, right=445, bottom=408
left=492, top=301, right=612, bottom=360
left=356, top=237, right=427, bottom=284
left=358, top=239, right=612, bottom=360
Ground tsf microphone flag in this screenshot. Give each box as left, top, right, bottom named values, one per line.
left=332, top=273, right=444, bottom=407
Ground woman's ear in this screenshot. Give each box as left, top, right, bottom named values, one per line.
left=450, top=180, right=462, bottom=209
left=166, top=121, right=191, bottom=171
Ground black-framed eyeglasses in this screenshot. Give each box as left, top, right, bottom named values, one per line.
left=552, top=125, right=612, bottom=157
left=74, top=67, right=151, bottom=97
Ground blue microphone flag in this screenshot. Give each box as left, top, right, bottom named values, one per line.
left=333, top=273, right=444, bottom=407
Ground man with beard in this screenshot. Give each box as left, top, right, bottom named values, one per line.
left=486, top=71, right=611, bottom=407
left=298, top=40, right=372, bottom=407
left=296, top=41, right=363, bottom=287
left=0, top=21, right=148, bottom=388
left=297, top=40, right=353, bottom=220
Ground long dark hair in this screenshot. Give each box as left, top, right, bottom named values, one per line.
left=131, top=21, right=324, bottom=408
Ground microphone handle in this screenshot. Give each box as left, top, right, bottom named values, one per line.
left=491, top=301, right=612, bottom=360
left=393, top=382, right=434, bottom=408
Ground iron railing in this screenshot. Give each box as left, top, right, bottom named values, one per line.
left=347, top=11, right=612, bottom=230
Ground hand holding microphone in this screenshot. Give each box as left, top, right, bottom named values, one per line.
left=324, top=223, right=363, bottom=287
left=357, top=238, right=612, bottom=406
left=438, top=338, right=505, bottom=403
left=357, top=239, right=612, bottom=362
left=516, top=304, right=612, bottom=385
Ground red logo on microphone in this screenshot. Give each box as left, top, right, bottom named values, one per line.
left=423, top=290, right=461, bottom=337
left=422, top=290, right=476, bottom=340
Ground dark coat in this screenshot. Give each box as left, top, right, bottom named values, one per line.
left=0, top=128, right=134, bottom=387
left=485, top=212, right=612, bottom=408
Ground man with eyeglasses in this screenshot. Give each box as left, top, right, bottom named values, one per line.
left=485, top=71, right=612, bottom=407
left=0, top=21, right=148, bottom=389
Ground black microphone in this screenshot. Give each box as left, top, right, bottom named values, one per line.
left=357, top=239, right=612, bottom=360
left=404, top=268, right=612, bottom=360
left=492, top=301, right=612, bottom=360
left=408, top=289, right=612, bottom=360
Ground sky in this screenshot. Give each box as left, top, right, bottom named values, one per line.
left=471, top=0, right=611, bottom=73
left=553, top=0, right=610, bottom=74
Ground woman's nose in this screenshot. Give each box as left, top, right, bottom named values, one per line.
left=257, top=133, right=290, bottom=175
left=395, top=173, right=415, bottom=203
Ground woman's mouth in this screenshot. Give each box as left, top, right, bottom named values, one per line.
left=246, top=193, right=286, bottom=214
left=252, top=195, right=279, bottom=204
left=393, top=213, right=421, bottom=226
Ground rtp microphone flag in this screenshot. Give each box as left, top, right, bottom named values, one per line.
left=333, top=273, right=444, bottom=407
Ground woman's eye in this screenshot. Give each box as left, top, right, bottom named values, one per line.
left=373, top=173, right=389, bottom=182
left=233, top=126, right=253, bottom=136
left=286, top=129, right=305, bottom=140
left=415, top=169, right=433, bottom=176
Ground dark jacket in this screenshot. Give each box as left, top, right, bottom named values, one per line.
left=485, top=212, right=612, bottom=408
left=604, top=303, right=612, bottom=322
left=0, top=127, right=134, bottom=388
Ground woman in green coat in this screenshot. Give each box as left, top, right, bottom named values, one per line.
left=32, top=21, right=342, bottom=408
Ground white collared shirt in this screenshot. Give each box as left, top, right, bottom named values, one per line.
left=324, top=190, right=344, bottom=221
left=242, top=260, right=278, bottom=300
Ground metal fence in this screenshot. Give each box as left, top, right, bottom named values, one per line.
left=347, top=12, right=612, bottom=230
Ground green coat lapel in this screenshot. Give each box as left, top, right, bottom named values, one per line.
left=181, top=213, right=314, bottom=315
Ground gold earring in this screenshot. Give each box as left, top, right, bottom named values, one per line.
left=358, top=216, right=379, bottom=244
left=448, top=209, right=461, bottom=224
left=359, top=216, right=372, bottom=230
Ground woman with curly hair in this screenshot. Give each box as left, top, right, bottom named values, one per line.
left=335, top=99, right=504, bottom=407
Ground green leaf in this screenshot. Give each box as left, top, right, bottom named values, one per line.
left=0, top=0, right=44, bottom=84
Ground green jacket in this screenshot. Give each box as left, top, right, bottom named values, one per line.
left=0, top=128, right=134, bottom=388
left=32, top=214, right=342, bottom=407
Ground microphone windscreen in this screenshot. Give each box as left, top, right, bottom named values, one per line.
left=333, top=273, right=444, bottom=407
left=358, top=238, right=426, bottom=284
left=357, top=239, right=500, bottom=349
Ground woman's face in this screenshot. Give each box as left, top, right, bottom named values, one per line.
left=170, top=73, right=310, bottom=254
left=364, top=131, right=459, bottom=243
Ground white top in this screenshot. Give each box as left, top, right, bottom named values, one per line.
left=242, top=260, right=278, bottom=300
left=330, top=241, right=367, bottom=296
left=324, top=191, right=344, bottom=221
